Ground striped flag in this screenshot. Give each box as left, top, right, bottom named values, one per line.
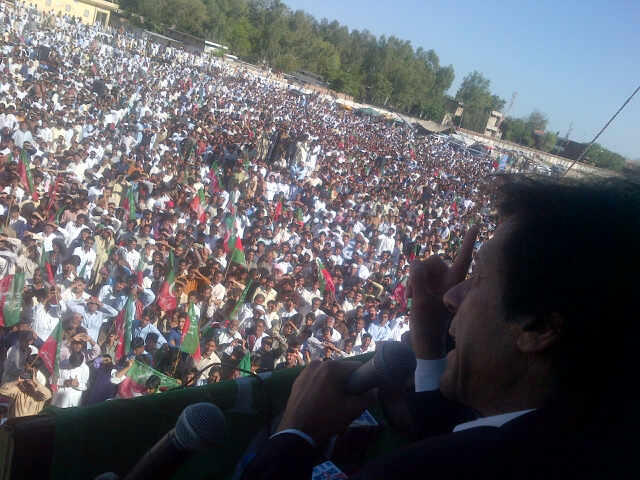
left=46, top=175, right=61, bottom=219
left=119, top=360, right=180, bottom=398
left=39, top=248, right=55, bottom=284
left=392, top=282, right=407, bottom=310
left=180, top=302, right=201, bottom=362
left=230, top=280, right=253, bottom=321
left=18, top=149, right=38, bottom=201
left=136, top=256, right=144, bottom=287
left=1, top=271, right=25, bottom=327
left=113, top=295, right=136, bottom=362
left=222, top=215, right=236, bottom=253
left=209, top=160, right=224, bottom=193
left=316, top=259, right=335, bottom=295
left=190, top=188, right=207, bottom=223
left=273, top=200, right=282, bottom=223
left=122, top=187, right=136, bottom=220
left=0, top=274, right=14, bottom=327
left=127, top=188, right=136, bottom=220
left=229, top=236, right=246, bottom=266
left=38, top=320, right=63, bottom=392
left=157, top=251, right=177, bottom=312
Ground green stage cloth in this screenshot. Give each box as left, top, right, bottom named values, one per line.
left=43, top=354, right=411, bottom=479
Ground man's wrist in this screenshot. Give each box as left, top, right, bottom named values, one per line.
left=415, top=357, right=447, bottom=392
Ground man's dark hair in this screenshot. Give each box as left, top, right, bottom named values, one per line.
left=146, top=333, right=159, bottom=343
left=69, top=351, right=84, bottom=368
left=496, top=175, right=640, bottom=402
left=145, top=375, right=161, bottom=390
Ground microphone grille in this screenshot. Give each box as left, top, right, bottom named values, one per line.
left=174, top=402, right=226, bottom=451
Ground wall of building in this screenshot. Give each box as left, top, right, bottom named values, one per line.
left=31, top=0, right=113, bottom=26
left=454, top=128, right=619, bottom=178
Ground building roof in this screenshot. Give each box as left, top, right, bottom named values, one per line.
left=77, top=0, right=119, bottom=11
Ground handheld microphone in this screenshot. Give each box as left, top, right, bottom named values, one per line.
left=345, top=341, right=417, bottom=394
left=122, top=402, right=225, bottom=480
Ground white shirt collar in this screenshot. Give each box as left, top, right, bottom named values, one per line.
left=453, top=409, right=535, bottom=432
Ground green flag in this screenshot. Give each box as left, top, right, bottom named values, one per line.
left=127, top=188, right=136, bottom=220
left=39, top=248, right=55, bottom=283
left=55, top=206, right=67, bottom=223
left=238, top=352, right=251, bottom=377
left=229, top=236, right=246, bottom=265
left=39, top=320, right=63, bottom=381
left=78, top=262, right=87, bottom=280
left=157, top=251, right=177, bottom=312
left=2, top=271, right=25, bottom=327
left=180, top=302, right=202, bottom=361
left=126, top=360, right=181, bottom=390
left=230, top=279, right=253, bottom=320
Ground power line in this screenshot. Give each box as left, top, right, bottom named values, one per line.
left=564, top=84, right=640, bottom=175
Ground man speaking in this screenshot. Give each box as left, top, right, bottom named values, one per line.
left=242, top=176, right=635, bottom=479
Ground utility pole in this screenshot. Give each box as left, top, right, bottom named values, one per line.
left=498, top=92, right=517, bottom=129
left=564, top=121, right=573, bottom=142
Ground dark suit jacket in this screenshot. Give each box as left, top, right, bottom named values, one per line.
left=241, top=390, right=622, bottom=479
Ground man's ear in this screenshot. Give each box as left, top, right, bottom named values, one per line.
left=516, top=312, right=565, bottom=353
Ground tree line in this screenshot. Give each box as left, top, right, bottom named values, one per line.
left=117, top=0, right=628, bottom=171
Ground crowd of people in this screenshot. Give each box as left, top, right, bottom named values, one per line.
left=0, top=2, right=498, bottom=420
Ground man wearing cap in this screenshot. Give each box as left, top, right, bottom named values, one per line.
left=40, top=220, right=65, bottom=253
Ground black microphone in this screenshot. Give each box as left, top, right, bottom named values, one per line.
left=122, top=402, right=225, bottom=480
left=345, top=341, right=417, bottom=394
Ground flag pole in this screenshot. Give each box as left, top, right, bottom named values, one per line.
left=223, top=258, right=231, bottom=282
left=4, top=197, right=14, bottom=228
left=564, top=83, right=640, bottom=176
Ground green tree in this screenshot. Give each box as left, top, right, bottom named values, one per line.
left=526, top=110, right=548, bottom=132
left=502, top=110, right=556, bottom=152
left=584, top=144, right=626, bottom=171
left=539, top=132, right=558, bottom=153
left=455, top=71, right=505, bottom=132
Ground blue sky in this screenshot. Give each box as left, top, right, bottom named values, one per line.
left=284, top=0, right=640, bottom=159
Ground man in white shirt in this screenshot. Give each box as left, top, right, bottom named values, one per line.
left=353, top=333, right=375, bottom=355
left=218, top=320, right=243, bottom=355
left=132, top=312, right=167, bottom=348
left=124, top=237, right=141, bottom=270
left=64, top=214, right=88, bottom=246
left=67, top=296, right=119, bottom=343
left=72, top=237, right=96, bottom=281
left=31, top=291, right=60, bottom=342
left=376, top=227, right=396, bottom=256
left=251, top=320, right=270, bottom=352
left=12, top=121, right=34, bottom=148
left=52, top=351, right=89, bottom=408
left=367, top=310, right=395, bottom=343
left=210, top=271, right=226, bottom=310
left=194, top=339, right=221, bottom=384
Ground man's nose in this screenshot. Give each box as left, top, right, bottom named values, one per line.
left=443, top=279, right=472, bottom=315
